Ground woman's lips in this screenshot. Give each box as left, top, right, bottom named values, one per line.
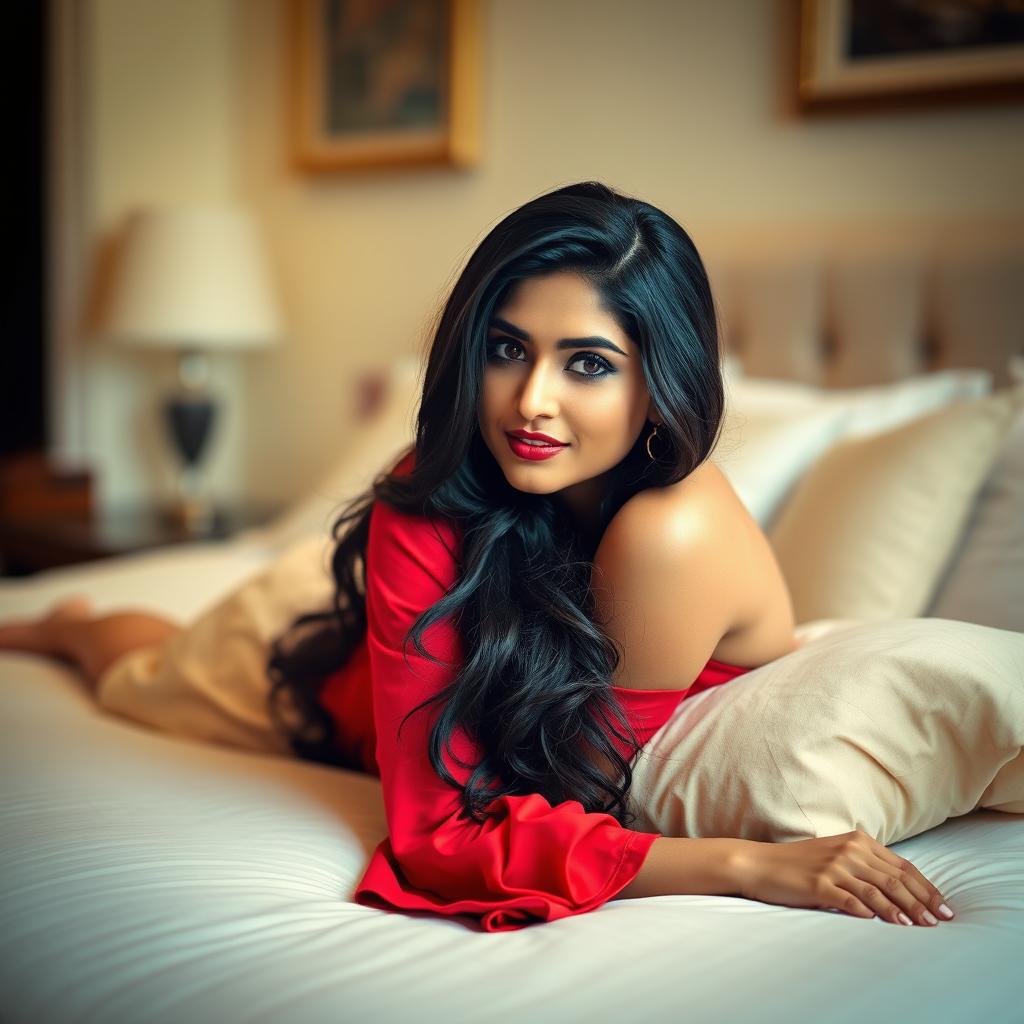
left=506, top=434, right=569, bottom=461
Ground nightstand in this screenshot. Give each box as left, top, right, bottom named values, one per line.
left=0, top=503, right=283, bottom=577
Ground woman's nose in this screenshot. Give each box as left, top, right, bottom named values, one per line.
left=517, top=363, right=560, bottom=421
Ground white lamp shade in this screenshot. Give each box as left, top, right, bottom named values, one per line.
left=103, top=205, right=284, bottom=350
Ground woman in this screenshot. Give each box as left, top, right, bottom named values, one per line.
left=0, top=181, right=952, bottom=932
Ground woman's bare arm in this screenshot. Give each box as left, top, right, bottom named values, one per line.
left=613, top=835, right=751, bottom=900
left=585, top=475, right=800, bottom=901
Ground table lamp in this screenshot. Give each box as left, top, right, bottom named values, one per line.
left=101, top=204, right=283, bottom=535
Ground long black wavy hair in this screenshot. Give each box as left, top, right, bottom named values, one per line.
left=266, top=180, right=725, bottom=829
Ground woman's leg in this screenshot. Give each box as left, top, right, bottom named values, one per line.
left=0, top=596, right=182, bottom=691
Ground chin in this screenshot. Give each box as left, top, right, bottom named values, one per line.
left=501, top=466, right=562, bottom=494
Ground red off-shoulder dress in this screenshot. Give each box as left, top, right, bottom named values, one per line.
left=318, top=452, right=751, bottom=931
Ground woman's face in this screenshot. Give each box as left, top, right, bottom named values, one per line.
left=477, top=271, right=657, bottom=519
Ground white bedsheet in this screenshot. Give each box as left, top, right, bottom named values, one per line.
left=0, top=536, right=276, bottom=622
left=1, top=542, right=1022, bottom=1024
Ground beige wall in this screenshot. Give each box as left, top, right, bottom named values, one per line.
left=73, top=0, right=1024, bottom=512
left=79, top=0, right=245, bottom=510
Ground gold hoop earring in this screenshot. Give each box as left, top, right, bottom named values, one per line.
left=645, top=424, right=659, bottom=461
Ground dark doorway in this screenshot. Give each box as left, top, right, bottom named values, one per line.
left=1, top=3, right=48, bottom=457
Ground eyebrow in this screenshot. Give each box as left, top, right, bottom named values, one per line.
left=487, top=316, right=628, bottom=357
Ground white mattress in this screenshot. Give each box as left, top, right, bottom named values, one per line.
left=1, top=542, right=1022, bottom=1024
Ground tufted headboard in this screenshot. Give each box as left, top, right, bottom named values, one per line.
left=695, top=220, right=1024, bottom=390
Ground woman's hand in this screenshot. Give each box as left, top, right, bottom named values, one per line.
left=734, top=829, right=955, bottom=926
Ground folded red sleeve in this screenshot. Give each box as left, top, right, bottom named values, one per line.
left=353, top=496, right=661, bottom=931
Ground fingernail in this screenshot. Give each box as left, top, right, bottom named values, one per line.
left=923, top=910, right=938, bottom=925
left=938, top=903, right=954, bottom=919
left=898, top=911, right=912, bottom=926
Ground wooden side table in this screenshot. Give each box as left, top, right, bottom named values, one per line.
left=0, top=503, right=282, bottom=577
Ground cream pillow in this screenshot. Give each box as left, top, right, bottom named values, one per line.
left=724, top=367, right=992, bottom=432
left=713, top=406, right=853, bottom=527
left=95, top=533, right=335, bottom=755
left=768, top=387, right=1024, bottom=623
left=716, top=369, right=992, bottom=529
left=627, top=617, right=1024, bottom=848
left=927, top=403, right=1024, bottom=632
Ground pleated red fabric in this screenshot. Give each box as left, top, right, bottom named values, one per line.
left=318, top=451, right=751, bottom=930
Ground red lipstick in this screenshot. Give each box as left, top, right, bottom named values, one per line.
left=508, top=429, right=566, bottom=444
left=505, top=430, right=569, bottom=462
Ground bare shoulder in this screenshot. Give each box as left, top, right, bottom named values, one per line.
left=593, top=460, right=797, bottom=681
left=600, top=459, right=748, bottom=560
left=609, top=460, right=736, bottom=542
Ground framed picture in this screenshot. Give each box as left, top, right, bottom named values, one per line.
left=288, top=0, right=482, bottom=172
left=797, top=0, right=1024, bottom=113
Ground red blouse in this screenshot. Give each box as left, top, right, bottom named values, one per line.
left=318, top=452, right=751, bottom=931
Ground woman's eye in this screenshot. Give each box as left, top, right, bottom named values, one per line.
left=490, top=339, right=525, bottom=362
left=568, top=353, right=614, bottom=378
left=487, top=338, right=614, bottom=380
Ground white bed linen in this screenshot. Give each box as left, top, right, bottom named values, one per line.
left=0, top=538, right=277, bottom=623
left=1, top=544, right=1022, bottom=1024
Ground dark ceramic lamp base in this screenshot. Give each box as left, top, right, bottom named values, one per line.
left=162, top=393, right=218, bottom=537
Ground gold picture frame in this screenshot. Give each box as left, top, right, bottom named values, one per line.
left=288, top=0, right=482, bottom=172
left=797, top=0, right=1024, bottom=114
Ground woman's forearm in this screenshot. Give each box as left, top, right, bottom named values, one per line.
left=613, top=835, right=753, bottom=900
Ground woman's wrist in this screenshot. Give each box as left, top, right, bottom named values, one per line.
left=726, top=838, right=766, bottom=899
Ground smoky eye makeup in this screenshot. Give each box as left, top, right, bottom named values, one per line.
left=485, top=335, right=618, bottom=381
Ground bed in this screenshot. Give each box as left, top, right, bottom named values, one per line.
left=2, top=224, right=1023, bottom=1023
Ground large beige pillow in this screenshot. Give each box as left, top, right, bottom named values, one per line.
left=627, top=617, right=1024, bottom=848
left=712, top=405, right=853, bottom=527
left=724, top=365, right=992, bottom=435
left=927, top=402, right=1024, bottom=632
left=768, top=387, right=1024, bottom=623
